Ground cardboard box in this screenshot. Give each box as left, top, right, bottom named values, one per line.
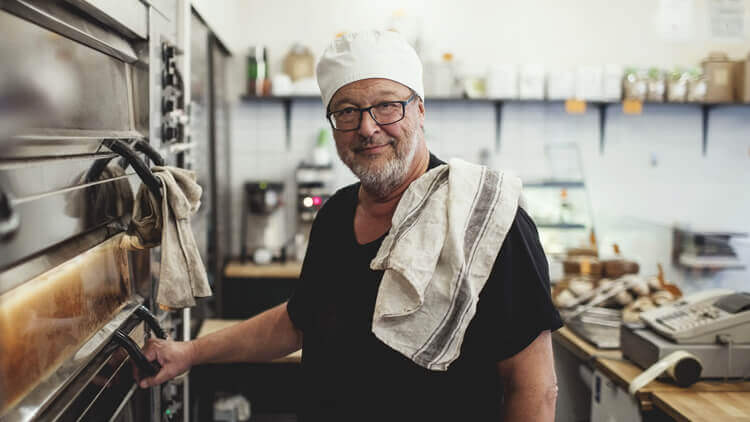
left=702, top=52, right=734, bottom=103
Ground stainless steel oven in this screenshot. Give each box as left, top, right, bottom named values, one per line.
left=0, top=233, right=160, bottom=421
left=0, top=1, right=190, bottom=420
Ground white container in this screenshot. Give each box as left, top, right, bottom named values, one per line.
left=519, top=64, right=545, bottom=100
left=486, top=64, right=519, bottom=99
left=603, top=65, right=623, bottom=101
left=575, top=66, right=604, bottom=101
left=424, top=54, right=459, bottom=98
left=547, top=68, right=576, bottom=100
left=271, top=74, right=292, bottom=96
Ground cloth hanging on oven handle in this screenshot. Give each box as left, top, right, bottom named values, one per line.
left=104, top=139, right=163, bottom=203
left=111, top=330, right=162, bottom=377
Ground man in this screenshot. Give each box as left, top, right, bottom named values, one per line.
left=140, top=30, right=562, bottom=421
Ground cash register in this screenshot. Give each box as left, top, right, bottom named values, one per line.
left=621, top=289, right=750, bottom=379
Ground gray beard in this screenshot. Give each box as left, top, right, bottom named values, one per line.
left=341, top=131, right=419, bottom=199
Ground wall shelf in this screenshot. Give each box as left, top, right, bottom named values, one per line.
left=536, top=223, right=587, bottom=230
left=241, top=95, right=320, bottom=149
left=239, top=95, right=750, bottom=155
left=525, top=180, right=585, bottom=189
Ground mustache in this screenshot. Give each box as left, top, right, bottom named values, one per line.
left=353, top=137, right=395, bottom=152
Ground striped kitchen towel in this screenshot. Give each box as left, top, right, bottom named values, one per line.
left=370, top=158, right=522, bottom=370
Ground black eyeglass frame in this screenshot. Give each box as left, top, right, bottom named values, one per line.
left=326, top=93, right=417, bottom=132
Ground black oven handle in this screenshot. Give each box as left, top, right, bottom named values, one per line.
left=105, top=139, right=163, bottom=202
left=112, top=330, right=162, bottom=377
left=134, top=305, right=167, bottom=339
left=133, top=139, right=166, bottom=167
left=0, top=189, right=20, bottom=241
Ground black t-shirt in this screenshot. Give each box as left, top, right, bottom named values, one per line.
left=286, top=154, right=563, bottom=421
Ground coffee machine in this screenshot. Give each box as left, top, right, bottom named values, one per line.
left=295, top=164, right=333, bottom=259
left=240, top=181, right=287, bottom=263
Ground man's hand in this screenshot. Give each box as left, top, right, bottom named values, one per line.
left=136, top=302, right=302, bottom=389
left=138, top=339, right=195, bottom=388
left=498, top=330, right=558, bottom=421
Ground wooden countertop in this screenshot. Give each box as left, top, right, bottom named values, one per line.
left=553, top=326, right=750, bottom=413
left=652, top=392, right=750, bottom=422
left=196, top=318, right=301, bottom=364
left=224, top=260, right=302, bottom=279
left=553, top=326, right=621, bottom=362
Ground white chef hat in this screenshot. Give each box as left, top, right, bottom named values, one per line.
left=316, top=30, right=424, bottom=109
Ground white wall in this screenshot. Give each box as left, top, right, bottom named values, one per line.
left=191, top=0, right=244, bottom=53
left=210, top=0, right=750, bottom=79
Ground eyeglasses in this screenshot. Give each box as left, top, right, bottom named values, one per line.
left=327, top=93, right=417, bottom=132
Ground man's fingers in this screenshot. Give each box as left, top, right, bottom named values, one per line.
left=151, top=367, right=173, bottom=385
left=142, top=339, right=158, bottom=361
left=139, top=366, right=172, bottom=389
left=137, top=339, right=189, bottom=389
left=139, top=376, right=154, bottom=389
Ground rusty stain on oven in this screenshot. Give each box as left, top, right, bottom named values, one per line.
left=0, top=234, right=133, bottom=416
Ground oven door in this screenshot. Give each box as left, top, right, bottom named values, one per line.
left=0, top=231, right=162, bottom=422
left=39, top=309, right=163, bottom=422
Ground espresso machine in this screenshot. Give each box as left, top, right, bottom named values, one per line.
left=294, top=164, right=334, bottom=260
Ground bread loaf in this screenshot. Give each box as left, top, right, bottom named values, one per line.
left=563, top=257, right=603, bottom=277
left=602, top=259, right=639, bottom=278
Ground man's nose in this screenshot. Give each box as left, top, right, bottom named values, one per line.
left=358, top=110, right=379, bottom=138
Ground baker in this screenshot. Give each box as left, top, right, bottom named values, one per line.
left=140, top=30, right=562, bottom=421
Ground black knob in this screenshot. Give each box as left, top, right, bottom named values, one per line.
left=162, top=98, right=175, bottom=115
left=162, top=126, right=176, bottom=141
left=162, top=69, right=177, bottom=87
left=162, top=44, right=177, bottom=62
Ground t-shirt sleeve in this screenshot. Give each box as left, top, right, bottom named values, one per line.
left=475, top=207, right=563, bottom=362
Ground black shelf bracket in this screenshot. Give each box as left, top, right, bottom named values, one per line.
left=701, top=105, right=711, bottom=156
left=283, top=99, right=292, bottom=151
left=598, top=103, right=607, bottom=155
left=495, top=101, right=504, bottom=152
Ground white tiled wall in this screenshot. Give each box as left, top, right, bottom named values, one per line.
left=229, top=99, right=750, bottom=291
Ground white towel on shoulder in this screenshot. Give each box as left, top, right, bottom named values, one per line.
left=370, top=158, right=522, bottom=371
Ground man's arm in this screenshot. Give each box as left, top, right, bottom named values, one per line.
left=139, top=302, right=302, bottom=388
left=498, top=330, right=558, bottom=421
